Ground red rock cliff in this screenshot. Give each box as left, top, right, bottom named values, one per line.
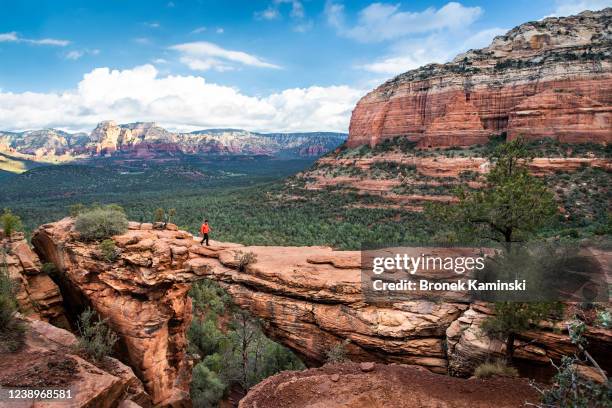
left=348, top=9, right=612, bottom=148
left=30, top=219, right=611, bottom=407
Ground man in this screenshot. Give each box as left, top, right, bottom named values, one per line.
left=200, top=219, right=211, bottom=246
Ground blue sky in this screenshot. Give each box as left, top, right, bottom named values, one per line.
left=0, top=0, right=609, bottom=132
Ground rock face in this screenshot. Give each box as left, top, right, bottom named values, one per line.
left=348, top=9, right=612, bottom=148
left=1, top=231, right=68, bottom=328
left=30, top=218, right=612, bottom=404
left=32, top=219, right=199, bottom=407
left=0, top=315, right=150, bottom=408
left=239, top=363, right=540, bottom=408
left=0, top=123, right=346, bottom=160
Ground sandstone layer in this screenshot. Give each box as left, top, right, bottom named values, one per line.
left=30, top=219, right=612, bottom=404
left=348, top=9, right=612, bottom=148
left=1, top=231, right=68, bottom=328
left=0, top=316, right=150, bottom=408
left=32, top=219, right=199, bottom=407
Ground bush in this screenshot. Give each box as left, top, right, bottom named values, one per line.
left=69, top=203, right=86, bottom=217
left=325, top=339, right=351, bottom=363
left=474, top=360, right=518, bottom=378
left=0, top=255, right=25, bottom=352
left=191, top=363, right=226, bottom=407
left=76, top=308, right=118, bottom=362
left=540, top=356, right=611, bottom=408
left=595, top=310, right=611, bottom=329
left=74, top=205, right=128, bottom=241
left=234, top=251, right=258, bottom=272
left=99, top=239, right=119, bottom=262
left=0, top=209, right=23, bottom=237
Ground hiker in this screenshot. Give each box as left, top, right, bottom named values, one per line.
left=200, top=219, right=211, bottom=246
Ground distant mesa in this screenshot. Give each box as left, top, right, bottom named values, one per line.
left=0, top=120, right=347, bottom=161
left=348, top=8, right=612, bottom=148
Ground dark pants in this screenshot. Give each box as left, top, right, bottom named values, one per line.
left=201, top=233, right=209, bottom=246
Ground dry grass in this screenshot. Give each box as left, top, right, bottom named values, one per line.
left=474, top=361, right=519, bottom=378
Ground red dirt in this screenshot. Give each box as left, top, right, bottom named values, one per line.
left=0, top=351, right=79, bottom=388
left=239, top=363, right=541, bottom=408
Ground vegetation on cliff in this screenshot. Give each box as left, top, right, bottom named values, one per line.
left=188, top=280, right=304, bottom=406
left=0, top=251, right=25, bottom=352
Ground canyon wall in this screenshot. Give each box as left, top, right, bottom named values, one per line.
left=28, top=219, right=611, bottom=407
left=348, top=9, right=612, bottom=148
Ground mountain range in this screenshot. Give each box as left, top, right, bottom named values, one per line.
left=0, top=121, right=347, bottom=161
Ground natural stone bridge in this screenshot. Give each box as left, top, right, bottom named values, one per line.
left=29, top=218, right=611, bottom=406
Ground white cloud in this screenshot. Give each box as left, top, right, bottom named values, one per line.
left=0, top=32, right=19, bottom=42
left=547, top=0, right=611, bottom=17
left=256, top=0, right=305, bottom=20
left=256, top=6, right=281, bottom=20
left=191, top=26, right=207, bottom=34
left=326, top=1, right=482, bottom=43
left=152, top=58, right=168, bottom=64
left=65, top=50, right=84, bottom=60
left=358, top=27, right=506, bottom=75
left=170, top=41, right=281, bottom=71
left=145, top=22, right=160, bottom=28
left=216, top=28, right=224, bottom=34
left=64, top=48, right=100, bottom=61
left=0, top=64, right=362, bottom=133
left=0, top=31, right=70, bottom=46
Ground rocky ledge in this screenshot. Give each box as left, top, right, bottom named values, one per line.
left=238, top=362, right=540, bottom=408
left=26, top=219, right=611, bottom=407
left=348, top=8, right=611, bottom=148
left=0, top=315, right=150, bottom=408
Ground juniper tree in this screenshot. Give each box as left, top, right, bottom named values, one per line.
left=427, top=138, right=561, bottom=363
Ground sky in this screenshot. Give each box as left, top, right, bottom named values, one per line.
left=0, top=0, right=610, bottom=133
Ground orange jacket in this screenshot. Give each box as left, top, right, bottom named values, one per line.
left=201, top=224, right=210, bottom=234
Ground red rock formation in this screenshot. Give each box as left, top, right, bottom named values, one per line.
left=348, top=9, right=612, bottom=148
left=30, top=218, right=612, bottom=402
left=32, top=219, right=199, bottom=407
left=239, top=363, right=540, bottom=408
left=1, top=231, right=68, bottom=328
left=0, top=315, right=150, bottom=408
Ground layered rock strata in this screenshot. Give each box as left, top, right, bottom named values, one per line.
left=1, top=231, right=68, bottom=328
left=30, top=219, right=611, bottom=405
left=348, top=9, right=612, bottom=148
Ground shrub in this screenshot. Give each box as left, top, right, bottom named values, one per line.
left=0, top=209, right=23, bottom=237
left=41, top=262, right=59, bottom=276
left=474, top=360, right=518, bottom=378
left=99, top=239, right=119, bottom=262
left=325, top=339, right=351, bottom=363
left=190, top=363, right=226, bottom=407
left=69, top=203, right=86, bottom=217
left=595, top=310, right=611, bottom=329
left=0, top=254, right=25, bottom=352
left=76, top=308, right=118, bottom=362
left=234, top=251, right=257, bottom=272
left=74, top=205, right=128, bottom=241
left=539, top=356, right=611, bottom=408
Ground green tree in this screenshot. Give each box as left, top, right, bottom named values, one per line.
left=428, top=139, right=561, bottom=363
left=482, top=302, right=561, bottom=363
left=429, top=138, right=557, bottom=244
left=0, top=209, right=23, bottom=238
